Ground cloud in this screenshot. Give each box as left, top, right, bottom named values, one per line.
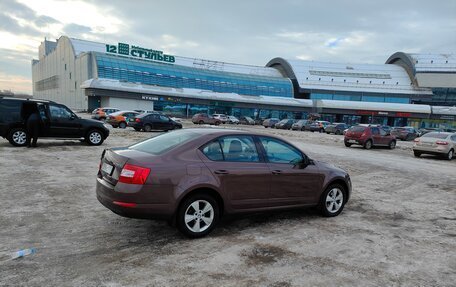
left=1, top=0, right=456, bottom=94
left=63, top=23, right=92, bottom=37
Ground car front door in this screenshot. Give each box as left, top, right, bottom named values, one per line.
left=258, top=136, right=324, bottom=205
left=158, top=115, right=173, bottom=130
left=48, top=104, right=82, bottom=137
left=200, top=135, right=272, bottom=211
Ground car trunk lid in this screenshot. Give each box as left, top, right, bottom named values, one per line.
left=99, top=148, right=154, bottom=186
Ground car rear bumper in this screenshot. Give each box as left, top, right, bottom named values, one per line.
left=413, top=146, right=450, bottom=155
left=127, top=122, right=143, bottom=128
left=345, top=138, right=365, bottom=145
left=96, top=178, right=174, bottom=220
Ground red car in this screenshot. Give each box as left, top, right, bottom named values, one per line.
left=344, top=125, right=396, bottom=149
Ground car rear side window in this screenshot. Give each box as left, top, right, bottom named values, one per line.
left=129, top=130, right=200, bottom=155
left=202, top=141, right=224, bottom=161
left=371, top=127, right=380, bottom=135
left=201, top=136, right=259, bottom=162
left=0, top=100, right=21, bottom=123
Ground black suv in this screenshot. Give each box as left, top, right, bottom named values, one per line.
left=0, top=97, right=109, bottom=146
left=128, top=112, right=182, bottom=132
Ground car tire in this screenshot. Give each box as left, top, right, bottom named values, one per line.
left=319, top=184, right=346, bottom=217
left=301, top=127, right=305, bottom=131
left=199, top=120, right=204, bottom=125
left=144, top=124, right=152, bottom=132
left=176, top=193, right=219, bottom=238
left=335, top=130, right=341, bottom=135
left=319, top=128, right=324, bottom=133
left=215, top=121, right=220, bottom=126
left=364, top=140, right=372, bottom=150
left=8, top=128, right=29, bottom=147
left=445, top=149, right=454, bottom=160
left=86, top=129, right=104, bottom=146
left=389, top=140, right=396, bottom=149
left=326, top=132, right=330, bottom=134
left=344, top=141, right=351, bottom=147
left=133, top=128, right=141, bottom=132
left=119, top=122, right=127, bottom=129
left=414, top=151, right=421, bottom=157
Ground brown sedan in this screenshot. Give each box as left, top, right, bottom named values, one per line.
left=96, top=128, right=352, bottom=237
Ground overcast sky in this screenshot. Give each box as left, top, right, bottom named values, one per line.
left=0, top=0, right=455, bottom=94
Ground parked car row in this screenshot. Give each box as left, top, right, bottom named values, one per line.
left=192, top=114, right=258, bottom=126
left=343, top=124, right=455, bottom=160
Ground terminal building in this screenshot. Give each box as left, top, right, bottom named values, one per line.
left=32, top=36, right=456, bottom=128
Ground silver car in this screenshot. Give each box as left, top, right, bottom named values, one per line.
left=413, top=132, right=456, bottom=160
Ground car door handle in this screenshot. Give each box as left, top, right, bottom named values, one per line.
left=214, top=170, right=229, bottom=175
left=272, top=170, right=282, bottom=175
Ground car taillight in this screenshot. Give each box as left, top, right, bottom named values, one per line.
left=119, top=164, right=150, bottom=184
left=436, top=141, right=448, bottom=145
left=135, top=118, right=141, bottom=122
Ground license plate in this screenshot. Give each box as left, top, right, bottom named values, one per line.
left=129, top=118, right=135, bottom=122
left=348, top=140, right=357, bottom=143
left=101, top=162, right=114, bottom=175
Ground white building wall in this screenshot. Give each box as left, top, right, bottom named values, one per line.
left=101, top=97, right=154, bottom=111
left=32, top=37, right=92, bottom=111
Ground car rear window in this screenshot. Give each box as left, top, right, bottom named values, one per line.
left=421, top=132, right=449, bottom=139
left=129, top=130, right=200, bottom=155
left=350, top=126, right=366, bottom=132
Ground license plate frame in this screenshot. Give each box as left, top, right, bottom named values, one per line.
left=101, top=162, right=114, bottom=175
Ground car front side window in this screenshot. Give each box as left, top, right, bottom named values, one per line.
left=49, top=105, right=72, bottom=120
left=259, top=137, right=302, bottom=164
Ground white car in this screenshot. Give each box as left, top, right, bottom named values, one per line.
left=212, top=114, right=228, bottom=123
left=227, top=116, right=239, bottom=124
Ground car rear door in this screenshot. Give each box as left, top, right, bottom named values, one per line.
left=200, top=135, right=272, bottom=211
left=258, top=136, right=324, bottom=205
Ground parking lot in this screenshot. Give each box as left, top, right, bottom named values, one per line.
left=1, top=119, right=455, bottom=286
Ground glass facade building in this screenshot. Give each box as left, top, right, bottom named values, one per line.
left=95, top=53, right=293, bottom=98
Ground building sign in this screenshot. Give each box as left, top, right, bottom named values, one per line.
left=356, top=110, right=411, bottom=117
left=106, top=43, right=175, bottom=63
left=141, top=95, right=159, bottom=101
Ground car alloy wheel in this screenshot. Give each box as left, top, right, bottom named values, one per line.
left=364, top=140, right=372, bottom=150
left=447, top=149, right=454, bottom=160
left=320, top=184, right=345, bottom=217
left=185, top=200, right=214, bottom=233
left=119, top=122, right=127, bottom=129
left=389, top=141, right=396, bottom=149
left=12, top=130, right=27, bottom=145
left=144, top=124, right=152, bottom=132
left=87, top=130, right=103, bottom=145
left=177, top=194, right=219, bottom=238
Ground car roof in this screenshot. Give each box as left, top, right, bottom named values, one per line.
left=0, top=97, right=55, bottom=104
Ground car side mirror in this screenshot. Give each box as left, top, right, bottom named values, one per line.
left=291, top=157, right=311, bottom=169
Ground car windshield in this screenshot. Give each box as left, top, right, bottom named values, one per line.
left=421, top=132, right=449, bottom=139
left=129, top=130, right=200, bottom=155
